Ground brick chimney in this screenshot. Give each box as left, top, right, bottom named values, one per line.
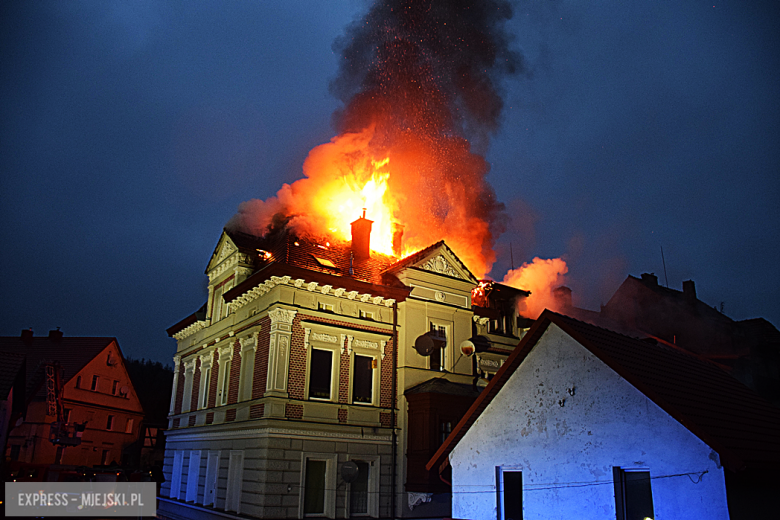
left=350, top=210, right=373, bottom=261
left=21, top=328, right=33, bottom=345
left=682, top=280, right=697, bottom=305
left=49, top=327, right=63, bottom=343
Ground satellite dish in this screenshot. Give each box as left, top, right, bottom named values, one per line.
left=119, top=386, right=129, bottom=397
left=414, top=331, right=446, bottom=357
left=341, top=461, right=359, bottom=483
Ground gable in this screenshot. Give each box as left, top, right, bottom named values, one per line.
left=389, top=241, right=477, bottom=284
left=65, top=341, right=144, bottom=414
left=205, top=232, right=239, bottom=275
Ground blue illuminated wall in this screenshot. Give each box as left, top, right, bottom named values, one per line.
left=449, top=324, right=729, bottom=520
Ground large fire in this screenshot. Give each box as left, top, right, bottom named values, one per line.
left=230, top=0, right=568, bottom=302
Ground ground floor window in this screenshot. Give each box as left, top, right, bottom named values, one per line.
left=304, top=459, right=327, bottom=515
left=349, top=461, right=370, bottom=515
left=497, top=467, right=522, bottom=520
left=613, top=467, right=654, bottom=520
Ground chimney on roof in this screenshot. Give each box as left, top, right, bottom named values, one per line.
left=350, top=210, right=373, bottom=261
left=21, top=328, right=33, bottom=345
left=49, top=327, right=63, bottom=343
left=641, top=273, right=658, bottom=287
left=682, top=280, right=697, bottom=305
left=392, top=223, right=404, bottom=257
left=553, top=286, right=573, bottom=309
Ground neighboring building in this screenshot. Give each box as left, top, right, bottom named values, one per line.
left=158, top=221, right=527, bottom=519
left=0, top=351, right=26, bottom=470
left=427, top=310, right=780, bottom=520
left=1, top=330, right=145, bottom=468
left=600, top=274, right=780, bottom=404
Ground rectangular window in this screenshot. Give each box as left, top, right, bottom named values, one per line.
left=200, top=367, right=211, bottom=409
left=102, top=449, right=110, bottom=465
left=75, top=376, right=81, bottom=389
left=170, top=451, right=184, bottom=499
left=220, top=360, right=231, bottom=406
left=112, top=380, right=119, bottom=395
left=309, top=349, right=333, bottom=400
left=613, top=468, right=654, bottom=520
left=225, top=450, right=244, bottom=513
left=349, top=461, right=370, bottom=515
left=359, top=309, right=374, bottom=320
left=304, top=459, right=327, bottom=515
left=497, top=468, right=522, bottom=520
left=352, top=355, right=374, bottom=404
left=64, top=409, right=72, bottom=423
left=429, top=323, right=447, bottom=372
left=106, top=415, right=114, bottom=430
left=440, top=421, right=452, bottom=446
left=239, top=349, right=255, bottom=402
left=185, top=450, right=201, bottom=503
left=125, top=418, right=134, bottom=434
left=91, top=375, right=99, bottom=391
left=212, top=286, right=224, bottom=322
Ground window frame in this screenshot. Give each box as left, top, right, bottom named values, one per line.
left=350, top=351, right=378, bottom=406
left=428, top=321, right=450, bottom=372
left=106, top=415, right=114, bottom=431
left=613, top=467, right=654, bottom=520
left=299, top=452, right=337, bottom=518
left=307, top=347, right=336, bottom=402
left=346, top=455, right=380, bottom=518
left=91, top=375, right=99, bottom=391
left=496, top=466, right=523, bottom=520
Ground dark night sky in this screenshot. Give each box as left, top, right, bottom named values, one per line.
left=2, top=1, right=778, bottom=365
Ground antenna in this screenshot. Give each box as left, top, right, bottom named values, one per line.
left=510, top=242, right=515, bottom=271
left=660, top=245, right=669, bottom=288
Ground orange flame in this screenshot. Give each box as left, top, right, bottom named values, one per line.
left=503, top=257, right=569, bottom=318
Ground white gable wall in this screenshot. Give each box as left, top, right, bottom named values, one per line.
left=450, top=324, right=729, bottom=520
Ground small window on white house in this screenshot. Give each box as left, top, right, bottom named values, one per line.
left=352, top=354, right=374, bottom=404
left=497, top=468, right=523, bottom=520
left=613, top=468, right=654, bottom=520
left=318, top=302, right=335, bottom=312
left=309, top=349, right=333, bottom=400
left=220, top=360, right=231, bottom=406
left=359, top=309, right=374, bottom=320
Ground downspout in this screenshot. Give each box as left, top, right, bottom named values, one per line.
left=391, top=300, right=398, bottom=520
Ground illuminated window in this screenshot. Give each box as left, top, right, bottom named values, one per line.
left=318, top=302, right=334, bottom=312
left=312, top=256, right=337, bottom=268
left=359, top=309, right=374, bottom=320
left=352, top=355, right=374, bottom=404
left=613, top=468, right=654, bottom=520
left=429, top=323, right=447, bottom=372
left=309, top=349, right=333, bottom=400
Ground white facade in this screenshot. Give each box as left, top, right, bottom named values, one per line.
left=450, top=324, right=730, bottom=520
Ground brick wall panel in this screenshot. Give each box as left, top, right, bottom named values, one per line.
left=228, top=339, right=240, bottom=404
left=252, top=317, right=271, bottom=400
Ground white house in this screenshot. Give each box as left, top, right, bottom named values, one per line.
left=427, top=310, right=780, bottom=520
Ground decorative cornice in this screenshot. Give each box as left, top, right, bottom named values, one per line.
left=472, top=315, right=490, bottom=326
left=198, top=350, right=214, bottom=369
left=228, top=274, right=397, bottom=312
left=165, top=424, right=392, bottom=444
left=239, top=331, right=260, bottom=354
left=217, top=344, right=234, bottom=362
left=172, top=320, right=209, bottom=341
left=183, top=358, right=197, bottom=372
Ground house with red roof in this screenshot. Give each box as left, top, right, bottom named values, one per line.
left=159, top=221, right=528, bottom=520
left=427, top=310, right=780, bottom=520
left=1, top=330, right=144, bottom=470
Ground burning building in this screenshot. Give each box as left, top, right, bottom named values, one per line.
left=159, top=220, right=531, bottom=519
left=158, top=1, right=558, bottom=518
